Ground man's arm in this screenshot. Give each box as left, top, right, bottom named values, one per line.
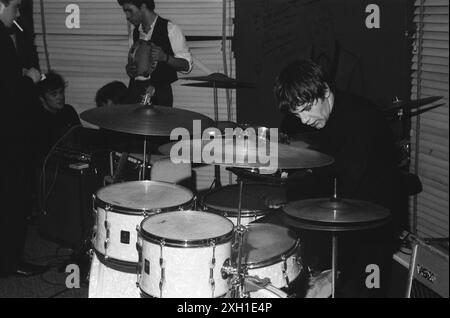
left=165, top=21, right=193, bottom=73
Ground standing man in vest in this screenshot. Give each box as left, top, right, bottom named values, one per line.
left=118, top=0, right=193, bottom=106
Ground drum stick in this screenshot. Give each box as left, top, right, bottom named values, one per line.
left=13, top=20, right=23, bottom=32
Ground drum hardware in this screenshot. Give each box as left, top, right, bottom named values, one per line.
left=282, top=179, right=390, bottom=298
left=382, top=95, right=443, bottom=113
left=159, top=241, right=165, bottom=298
left=179, top=73, right=256, bottom=188
left=158, top=138, right=334, bottom=298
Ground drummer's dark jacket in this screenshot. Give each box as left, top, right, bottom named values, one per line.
left=131, top=17, right=177, bottom=89
left=286, top=91, right=400, bottom=215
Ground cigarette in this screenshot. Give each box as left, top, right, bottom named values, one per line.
left=13, top=20, right=23, bottom=32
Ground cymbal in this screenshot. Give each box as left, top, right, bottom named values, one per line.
left=382, top=96, right=443, bottom=112
left=182, top=82, right=255, bottom=89
left=180, top=72, right=255, bottom=89
left=158, top=138, right=334, bottom=169
left=280, top=213, right=389, bottom=232
left=283, top=197, right=390, bottom=224
left=80, top=104, right=214, bottom=136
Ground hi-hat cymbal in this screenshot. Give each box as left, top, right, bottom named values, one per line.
left=382, top=96, right=443, bottom=112
left=180, top=72, right=255, bottom=88
left=158, top=138, right=334, bottom=169
left=80, top=104, right=214, bottom=136
left=182, top=82, right=255, bottom=89
left=283, top=197, right=390, bottom=224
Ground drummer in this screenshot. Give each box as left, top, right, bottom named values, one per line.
left=117, top=0, right=193, bottom=106
left=271, top=59, right=401, bottom=297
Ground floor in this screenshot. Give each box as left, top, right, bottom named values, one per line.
left=0, top=223, right=88, bottom=298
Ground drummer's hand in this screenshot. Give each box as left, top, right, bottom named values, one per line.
left=126, top=63, right=138, bottom=78
left=150, top=42, right=167, bottom=63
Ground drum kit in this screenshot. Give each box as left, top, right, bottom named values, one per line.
left=80, top=73, right=391, bottom=298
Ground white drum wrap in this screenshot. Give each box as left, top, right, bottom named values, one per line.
left=88, top=253, right=140, bottom=298
left=92, top=181, right=193, bottom=263
left=239, top=223, right=302, bottom=289
left=138, top=211, right=234, bottom=298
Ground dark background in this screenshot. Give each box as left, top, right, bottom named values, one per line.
left=234, top=0, right=414, bottom=128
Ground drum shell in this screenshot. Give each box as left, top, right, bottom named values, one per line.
left=137, top=211, right=234, bottom=298
left=239, top=223, right=302, bottom=289
left=88, top=253, right=140, bottom=298
left=200, top=184, right=277, bottom=226
left=246, top=243, right=302, bottom=289
left=92, top=181, right=194, bottom=263
left=138, top=239, right=231, bottom=298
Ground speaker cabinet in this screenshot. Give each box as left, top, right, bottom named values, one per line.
left=38, top=164, right=103, bottom=249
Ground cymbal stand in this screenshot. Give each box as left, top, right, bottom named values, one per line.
left=330, top=178, right=340, bottom=298
left=212, top=82, right=222, bottom=188
left=141, top=138, right=151, bottom=180
left=230, top=179, right=246, bottom=298
left=140, top=88, right=154, bottom=180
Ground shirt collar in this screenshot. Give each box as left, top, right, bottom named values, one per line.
left=138, top=15, right=159, bottom=38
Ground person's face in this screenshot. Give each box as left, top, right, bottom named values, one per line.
left=291, top=91, right=332, bottom=129
left=42, top=88, right=65, bottom=111
left=122, top=3, right=143, bottom=26
left=0, top=0, right=21, bottom=28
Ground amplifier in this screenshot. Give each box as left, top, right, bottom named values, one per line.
left=38, top=164, right=103, bottom=249
left=389, top=233, right=449, bottom=298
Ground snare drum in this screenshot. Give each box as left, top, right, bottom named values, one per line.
left=137, top=211, right=234, bottom=298
left=201, top=184, right=278, bottom=225
left=93, top=181, right=194, bottom=264
left=239, top=223, right=302, bottom=289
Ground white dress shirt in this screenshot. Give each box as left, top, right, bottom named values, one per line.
left=135, top=16, right=192, bottom=81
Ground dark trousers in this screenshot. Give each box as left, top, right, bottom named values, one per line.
left=0, top=141, right=30, bottom=273
left=127, top=79, right=173, bottom=107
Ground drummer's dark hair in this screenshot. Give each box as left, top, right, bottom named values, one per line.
left=117, top=0, right=155, bottom=11
left=274, top=59, right=330, bottom=113
left=95, top=81, right=128, bottom=107
left=37, top=71, right=67, bottom=96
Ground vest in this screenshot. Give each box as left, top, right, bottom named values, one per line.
left=133, top=17, right=178, bottom=88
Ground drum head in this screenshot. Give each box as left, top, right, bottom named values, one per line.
left=140, top=211, right=234, bottom=246
left=202, top=184, right=278, bottom=215
left=239, top=223, right=298, bottom=267
left=95, top=181, right=193, bottom=212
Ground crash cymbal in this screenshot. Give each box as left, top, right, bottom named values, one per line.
left=80, top=104, right=214, bottom=136
left=283, top=197, right=390, bottom=224
left=158, top=138, right=334, bottom=169
left=382, top=96, right=443, bottom=112
left=182, top=82, right=255, bottom=89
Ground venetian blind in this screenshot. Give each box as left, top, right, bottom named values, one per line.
left=410, top=0, right=449, bottom=238
left=34, top=0, right=236, bottom=191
